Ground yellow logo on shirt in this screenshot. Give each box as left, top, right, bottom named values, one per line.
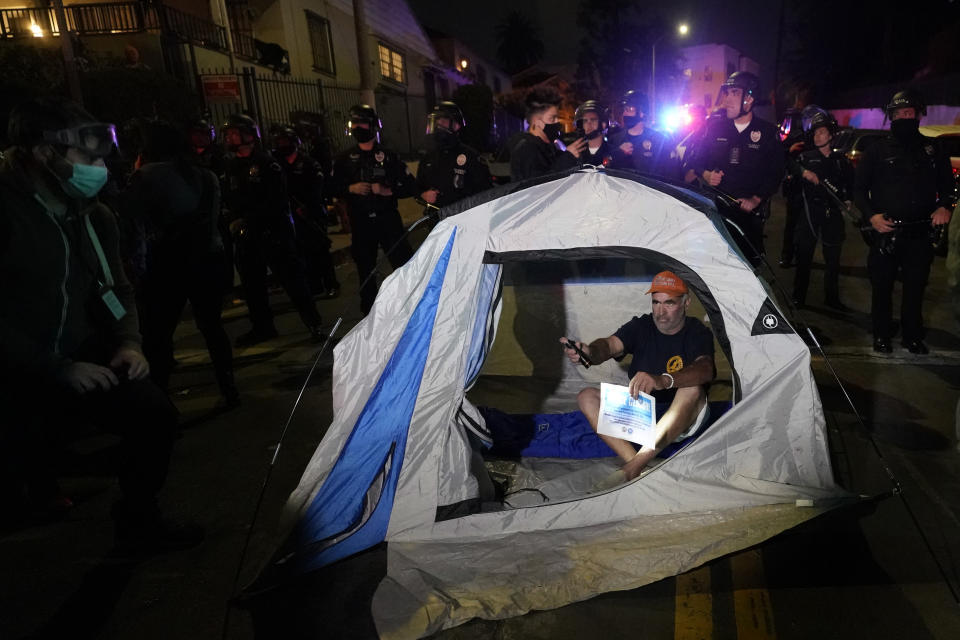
left=666, top=355, right=684, bottom=373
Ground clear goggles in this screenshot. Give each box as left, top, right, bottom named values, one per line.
left=43, top=123, right=118, bottom=158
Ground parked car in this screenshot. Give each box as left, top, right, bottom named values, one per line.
left=833, top=125, right=960, bottom=180
left=831, top=128, right=887, bottom=169
left=918, top=125, right=960, bottom=181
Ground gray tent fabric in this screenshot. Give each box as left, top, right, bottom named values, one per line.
left=261, top=169, right=853, bottom=638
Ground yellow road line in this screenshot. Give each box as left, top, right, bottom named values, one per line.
left=731, top=549, right=777, bottom=640
left=675, top=564, right=713, bottom=640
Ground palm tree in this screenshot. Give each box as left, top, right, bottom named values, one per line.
left=495, top=11, right=544, bottom=74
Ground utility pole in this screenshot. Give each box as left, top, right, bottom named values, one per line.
left=353, top=0, right=376, bottom=107
left=52, top=0, right=83, bottom=105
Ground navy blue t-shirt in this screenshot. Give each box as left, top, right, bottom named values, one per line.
left=613, top=314, right=714, bottom=407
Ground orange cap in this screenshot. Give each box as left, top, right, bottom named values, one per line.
left=646, top=271, right=688, bottom=296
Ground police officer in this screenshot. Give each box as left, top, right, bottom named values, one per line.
left=608, top=90, right=669, bottom=177
left=853, top=89, right=956, bottom=354
left=778, top=107, right=806, bottom=267
left=417, top=101, right=491, bottom=209
left=685, top=71, right=785, bottom=264
left=189, top=119, right=226, bottom=177
left=788, top=111, right=853, bottom=310
left=272, top=125, right=339, bottom=299
left=221, top=113, right=323, bottom=346
left=329, top=105, right=417, bottom=315
left=572, top=100, right=614, bottom=166
left=510, top=87, right=586, bottom=181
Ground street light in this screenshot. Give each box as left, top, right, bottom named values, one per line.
left=651, top=23, right=690, bottom=124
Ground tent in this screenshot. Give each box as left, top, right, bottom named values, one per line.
left=249, top=168, right=854, bottom=638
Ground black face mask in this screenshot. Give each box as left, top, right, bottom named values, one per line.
left=583, top=127, right=602, bottom=141
left=351, top=127, right=375, bottom=143
left=890, top=118, right=920, bottom=141
left=623, top=114, right=643, bottom=129
left=428, top=128, right=458, bottom=150
left=542, top=122, right=563, bottom=142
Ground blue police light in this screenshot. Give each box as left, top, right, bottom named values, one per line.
left=661, top=106, right=684, bottom=131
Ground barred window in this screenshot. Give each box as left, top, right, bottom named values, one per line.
left=378, top=42, right=405, bottom=84
left=306, top=11, right=335, bottom=74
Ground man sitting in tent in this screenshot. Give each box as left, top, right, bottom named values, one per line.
left=561, top=271, right=715, bottom=480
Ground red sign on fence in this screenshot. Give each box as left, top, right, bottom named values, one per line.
left=201, top=75, right=242, bottom=103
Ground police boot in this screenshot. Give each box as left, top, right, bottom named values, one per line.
left=216, top=369, right=241, bottom=409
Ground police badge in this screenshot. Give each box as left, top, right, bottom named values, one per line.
left=750, top=130, right=761, bottom=143
left=456, top=154, right=467, bottom=166
left=374, top=151, right=385, bottom=163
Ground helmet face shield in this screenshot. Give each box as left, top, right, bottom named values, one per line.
left=43, top=123, right=118, bottom=158
left=190, top=129, right=213, bottom=150
left=272, top=133, right=299, bottom=155
left=222, top=126, right=258, bottom=151
left=425, top=112, right=456, bottom=136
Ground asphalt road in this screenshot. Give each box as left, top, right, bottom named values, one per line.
left=2, top=192, right=959, bottom=640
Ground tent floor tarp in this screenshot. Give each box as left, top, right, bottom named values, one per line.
left=239, top=499, right=863, bottom=639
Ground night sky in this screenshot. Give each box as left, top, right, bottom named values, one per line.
left=408, top=0, right=782, bottom=92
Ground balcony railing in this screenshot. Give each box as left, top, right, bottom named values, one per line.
left=0, top=2, right=228, bottom=53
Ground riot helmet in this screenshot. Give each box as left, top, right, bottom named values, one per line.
left=270, top=124, right=301, bottom=157
left=620, top=90, right=649, bottom=128
left=804, top=110, right=839, bottom=148
left=574, top=100, right=609, bottom=139
left=426, top=101, right=465, bottom=134
left=800, top=105, right=829, bottom=133
left=220, top=113, right=261, bottom=155
left=717, top=71, right=760, bottom=118
left=347, top=104, right=381, bottom=144
left=189, top=119, right=216, bottom=154
left=885, top=89, right=926, bottom=119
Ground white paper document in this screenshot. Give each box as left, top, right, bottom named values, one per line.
left=596, top=382, right=658, bottom=449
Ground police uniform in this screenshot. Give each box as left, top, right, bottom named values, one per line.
left=329, top=142, right=417, bottom=314
left=788, top=147, right=853, bottom=306
left=509, top=133, right=579, bottom=181
left=581, top=137, right=615, bottom=167
left=687, top=113, right=785, bottom=262
left=780, top=128, right=805, bottom=267
left=853, top=130, right=957, bottom=346
left=607, top=126, right=669, bottom=176
left=223, top=149, right=322, bottom=337
left=282, top=151, right=339, bottom=296
left=416, top=142, right=491, bottom=209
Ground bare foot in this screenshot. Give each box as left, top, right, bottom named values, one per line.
left=622, top=456, right=648, bottom=481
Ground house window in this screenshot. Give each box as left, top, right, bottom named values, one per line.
left=378, top=42, right=405, bottom=84
left=306, top=11, right=335, bottom=74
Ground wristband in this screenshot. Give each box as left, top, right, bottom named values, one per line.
left=661, top=372, right=674, bottom=389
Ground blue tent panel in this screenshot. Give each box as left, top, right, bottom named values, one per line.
left=288, top=229, right=457, bottom=573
